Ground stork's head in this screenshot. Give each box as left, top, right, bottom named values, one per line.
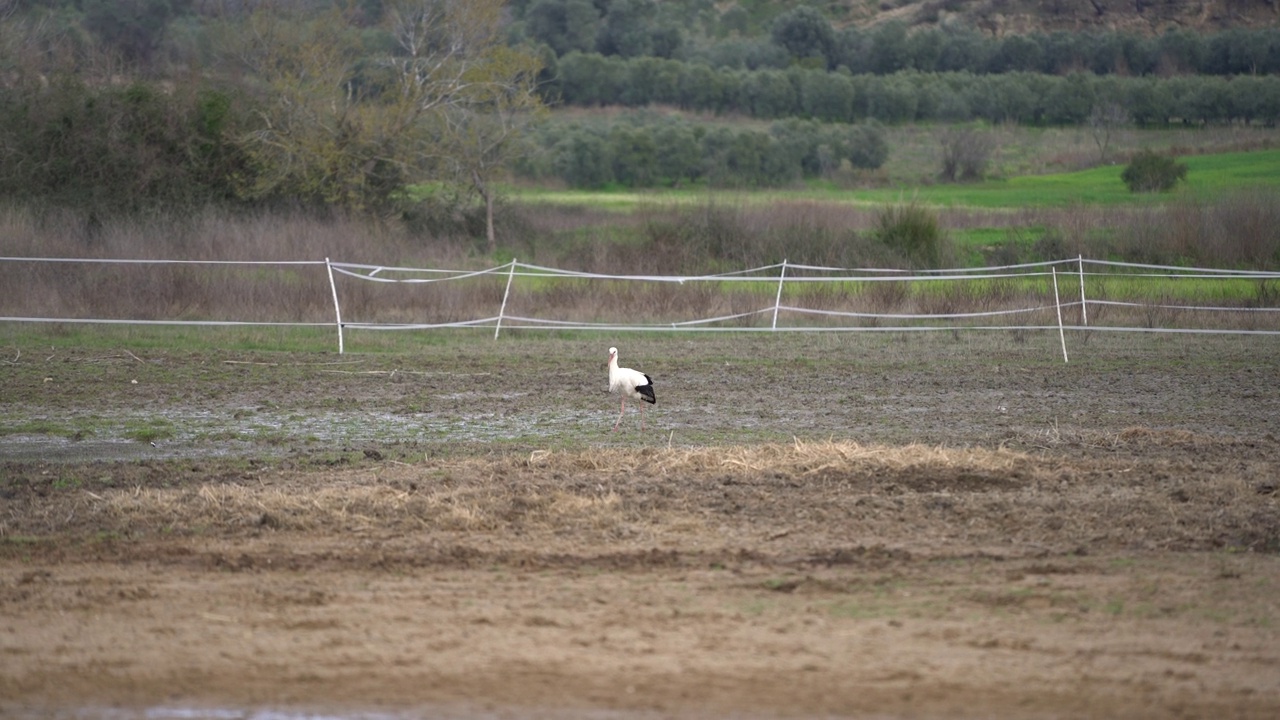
left=607, top=347, right=617, bottom=367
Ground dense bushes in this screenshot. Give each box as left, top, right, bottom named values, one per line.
left=1121, top=150, right=1189, bottom=193
left=873, top=201, right=953, bottom=269
left=517, top=115, right=888, bottom=189
left=0, top=79, right=250, bottom=215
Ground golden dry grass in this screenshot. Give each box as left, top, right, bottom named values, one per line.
left=3, top=441, right=1059, bottom=538
left=515, top=439, right=1031, bottom=477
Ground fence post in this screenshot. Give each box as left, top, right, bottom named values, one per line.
left=1052, top=266, right=1068, bottom=364
left=494, top=259, right=517, bottom=340
left=325, top=257, right=344, bottom=354
left=772, top=259, right=788, bottom=331
left=1077, top=254, right=1088, bottom=326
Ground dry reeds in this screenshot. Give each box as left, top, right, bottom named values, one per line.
left=3, top=190, right=1278, bottom=330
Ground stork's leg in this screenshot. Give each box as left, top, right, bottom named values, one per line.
left=640, top=401, right=646, bottom=431
left=613, top=397, right=626, bottom=431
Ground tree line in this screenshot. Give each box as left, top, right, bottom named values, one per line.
left=514, top=115, right=889, bottom=190
left=511, top=1, right=1280, bottom=77
left=1, top=0, right=1275, bottom=232
left=547, top=54, right=1280, bottom=127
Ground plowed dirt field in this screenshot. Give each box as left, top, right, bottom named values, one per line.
left=2, top=332, right=1278, bottom=719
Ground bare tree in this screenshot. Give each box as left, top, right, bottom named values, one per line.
left=384, top=0, right=504, bottom=116
left=224, top=0, right=543, bottom=219
left=1088, top=101, right=1129, bottom=165
left=938, top=127, right=997, bottom=183
left=435, top=48, right=546, bottom=251
left=385, top=0, right=545, bottom=246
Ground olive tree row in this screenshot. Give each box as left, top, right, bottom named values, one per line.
left=515, top=1, right=1280, bottom=78
left=515, top=116, right=887, bottom=190
left=550, top=54, right=1280, bottom=127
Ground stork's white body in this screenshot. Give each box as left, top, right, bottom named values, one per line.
left=607, top=347, right=655, bottom=431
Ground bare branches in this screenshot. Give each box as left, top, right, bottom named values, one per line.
left=938, top=127, right=997, bottom=183
left=218, top=0, right=541, bottom=215
left=1088, top=101, right=1130, bottom=165
left=384, top=0, right=503, bottom=114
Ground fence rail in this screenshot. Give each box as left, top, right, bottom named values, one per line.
left=3, top=255, right=1279, bottom=361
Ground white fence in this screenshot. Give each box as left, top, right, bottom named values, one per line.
left=3, top=255, right=1280, bottom=361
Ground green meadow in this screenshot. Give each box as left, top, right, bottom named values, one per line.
left=510, top=149, right=1280, bottom=212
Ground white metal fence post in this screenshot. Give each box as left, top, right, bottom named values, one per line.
left=1052, top=266, right=1068, bottom=364
left=494, top=259, right=518, bottom=340
left=324, top=257, right=344, bottom=354
left=772, top=259, right=787, bottom=331
left=1077, top=254, right=1088, bottom=326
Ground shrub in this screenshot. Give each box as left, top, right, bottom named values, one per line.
left=874, top=201, right=953, bottom=268
left=1032, top=227, right=1075, bottom=261
left=0, top=77, right=250, bottom=215
left=847, top=122, right=889, bottom=170
left=1121, top=150, right=1188, bottom=193
left=938, top=126, right=997, bottom=182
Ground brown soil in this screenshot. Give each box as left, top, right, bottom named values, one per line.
left=2, top=332, right=1279, bottom=719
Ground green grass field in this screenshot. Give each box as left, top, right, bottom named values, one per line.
left=510, top=149, right=1280, bottom=212
left=498, top=146, right=1280, bottom=275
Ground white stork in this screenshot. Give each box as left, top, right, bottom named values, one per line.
left=606, top=346, right=655, bottom=431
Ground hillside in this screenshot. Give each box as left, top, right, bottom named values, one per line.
left=827, top=0, right=1278, bottom=34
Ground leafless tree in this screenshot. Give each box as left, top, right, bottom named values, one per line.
left=938, top=127, right=997, bottom=183
left=225, top=0, right=543, bottom=220
left=1088, top=101, right=1129, bottom=165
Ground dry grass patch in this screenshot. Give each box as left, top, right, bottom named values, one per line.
left=81, top=473, right=629, bottom=537
left=6, top=441, right=1041, bottom=539
left=513, top=439, right=1035, bottom=479
left=1020, top=424, right=1229, bottom=450
left=5, top=437, right=1277, bottom=556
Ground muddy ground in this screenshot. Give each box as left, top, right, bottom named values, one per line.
left=1, top=331, right=1279, bottom=719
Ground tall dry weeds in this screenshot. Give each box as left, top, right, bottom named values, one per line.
left=3, top=192, right=1279, bottom=330
left=1111, top=190, right=1280, bottom=268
